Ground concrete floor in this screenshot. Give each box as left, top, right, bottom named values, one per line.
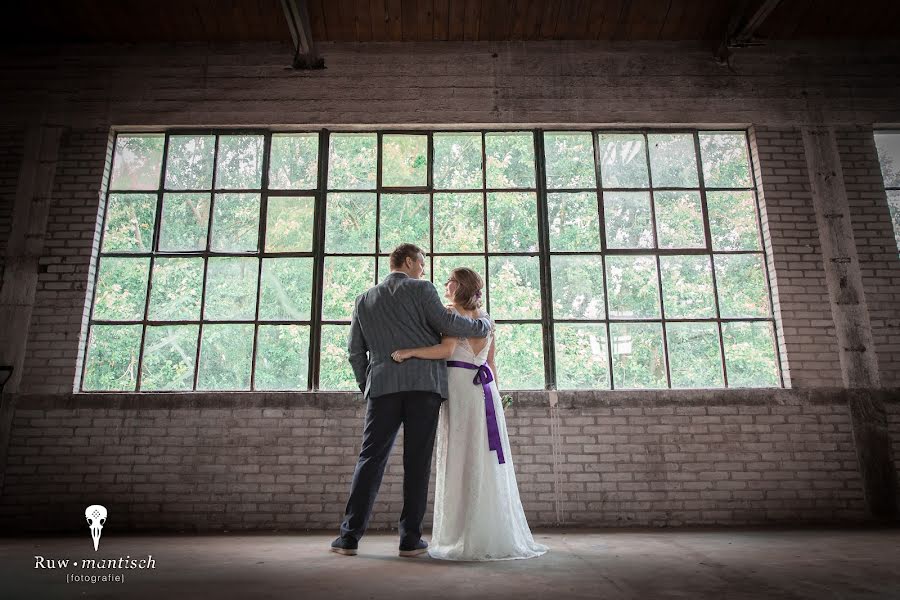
left=2, top=528, right=900, bottom=600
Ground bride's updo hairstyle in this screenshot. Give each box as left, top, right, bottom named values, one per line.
left=450, top=267, right=484, bottom=311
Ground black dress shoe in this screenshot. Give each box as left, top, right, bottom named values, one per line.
left=398, top=538, right=428, bottom=557
left=330, top=535, right=358, bottom=556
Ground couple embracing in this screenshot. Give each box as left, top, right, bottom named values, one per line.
left=330, top=243, right=548, bottom=561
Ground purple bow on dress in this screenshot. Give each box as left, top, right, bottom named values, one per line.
left=446, top=360, right=506, bottom=464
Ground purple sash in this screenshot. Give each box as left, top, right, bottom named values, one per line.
left=446, top=360, right=505, bottom=465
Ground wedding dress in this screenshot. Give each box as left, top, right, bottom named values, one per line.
left=428, top=308, right=548, bottom=561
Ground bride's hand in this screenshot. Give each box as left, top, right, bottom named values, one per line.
left=391, top=349, right=413, bottom=363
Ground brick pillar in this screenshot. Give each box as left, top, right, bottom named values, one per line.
left=802, top=125, right=896, bottom=518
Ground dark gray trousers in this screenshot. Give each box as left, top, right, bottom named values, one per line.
left=339, top=390, right=443, bottom=544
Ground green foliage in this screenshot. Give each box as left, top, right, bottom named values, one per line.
left=699, top=132, right=752, bottom=188
left=555, top=324, right=609, bottom=389
left=654, top=191, right=705, bottom=248
left=544, top=132, right=596, bottom=189
left=165, top=135, right=215, bottom=190
left=147, top=258, right=203, bottom=320
left=140, top=325, right=198, bottom=391
left=110, top=135, right=164, bottom=191
left=265, top=196, right=314, bottom=252
left=85, top=129, right=780, bottom=392
left=599, top=134, right=648, bottom=188
left=269, top=134, right=318, bottom=189
left=158, top=193, right=210, bottom=251
left=659, top=255, right=716, bottom=318
left=547, top=192, right=601, bottom=251
left=102, top=194, right=157, bottom=252
left=382, top=135, right=428, bottom=187
left=707, top=191, right=761, bottom=250
left=215, top=135, right=263, bottom=189
left=606, top=255, right=660, bottom=318
left=485, top=132, right=535, bottom=188
left=666, top=322, right=723, bottom=388
left=715, top=254, right=770, bottom=317
left=211, top=194, right=260, bottom=251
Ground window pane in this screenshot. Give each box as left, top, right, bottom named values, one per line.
left=485, top=132, right=535, bottom=188
left=699, top=132, right=751, bottom=188
left=328, top=133, right=376, bottom=190
left=197, top=324, right=253, bottom=390
left=158, top=193, right=210, bottom=251
left=544, top=132, right=596, bottom=189
left=659, top=255, right=716, bottom=318
left=269, top=133, right=319, bottom=189
left=255, top=324, right=309, bottom=390
left=875, top=132, right=900, bottom=188
left=547, top=192, right=600, bottom=252
left=654, top=191, right=705, bottom=248
left=648, top=133, right=698, bottom=188
left=110, top=134, right=164, bottom=191
left=102, top=193, right=157, bottom=252
left=488, top=256, right=541, bottom=319
left=433, top=255, right=486, bottom=294
left=215, top=134, right=264, bottom=189
left=555, top=324, right=609, bottom=389
left=319, top=324, right=358, bottom=391
left=82, top=324, right=142, bottom=391
left=715, top=254, right=770, bottom=318
left=606, top=255, right=660, bottom=318
left=93, top=257, right=150, bottom=321
left=434, top=132, right=482, bottom=189
left=325, top=193, right=376, bottom=253
left=610, top=322, right=666, bottom=389
left=604, top=192, right=654, bottom=249
left=379, top=193, right=430, bottom=253
left=707, top=191, right=761, bottom=250
left=204, top=257, right=259, bottom=321
left=148, top=257, right=203, bottom=321
left=165, top=135, right=215, bottom=190
left=551, top=255, right=605, bottom=319
left=265, top=196, right=314, bottom=252
left=378, top=255, right=391, bottom=282
left=382, top=134, right=427, bottom=187
left=494, top=323, right=544, bottom=390
left=139, top=325, right=199, bottom=391
left=433, top=192, right=484, bottom=253
left=322, top=257, right=375, bottom=321
left=722, top=321, right=779, bottom=387
left=666, top=322, right=723, bottom=388
left=210, top=193, right=260, bottom=252
left=598, top=133, right=648, bottom=188
left=487, top=192, right=539, bottom=252
left=887, top=190, right=900, bottom=251
left=259, top=258, right=313, bottom=321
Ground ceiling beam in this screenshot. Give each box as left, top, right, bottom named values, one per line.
left=280, top=0, right=325, bottom=69
left=715, top=0, right=783, bottom=64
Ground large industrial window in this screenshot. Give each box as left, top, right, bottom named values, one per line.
left=874, top=131, right=900, bottom=257
left=80, top=129, right=782, bottom=392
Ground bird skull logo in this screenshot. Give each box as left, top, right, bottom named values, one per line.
left=85, top=505, right=107, bottom=551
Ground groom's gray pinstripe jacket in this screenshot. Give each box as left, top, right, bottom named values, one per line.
left=347, top=271, right=492, bottom=400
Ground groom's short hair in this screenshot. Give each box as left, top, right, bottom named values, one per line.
left=389, top=243, right=424, bottom=269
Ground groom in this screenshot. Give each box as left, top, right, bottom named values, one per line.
left=331, top=243, right=492, bottom=557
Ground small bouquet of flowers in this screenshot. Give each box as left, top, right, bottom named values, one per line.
left=501, top=394, right=514, bottom=410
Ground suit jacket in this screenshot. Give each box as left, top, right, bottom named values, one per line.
left=347, top=272, right=492, bottom=400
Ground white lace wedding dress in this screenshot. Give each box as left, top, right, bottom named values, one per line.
left=428, top=308, right=548, bottom=561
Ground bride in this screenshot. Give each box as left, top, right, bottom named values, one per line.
left=390, top=267, right=548, bottom=561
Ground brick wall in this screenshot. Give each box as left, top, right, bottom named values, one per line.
left=888, top=400, right=900, bottom=512
left=0, top=127, right=24, bottom=270
left=0, top=390, right=866, bottom=533
left=750, top=126, right=843, bottom=388
left=835, top=128, right=900, bottom=389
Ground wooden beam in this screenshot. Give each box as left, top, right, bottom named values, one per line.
left=715, top=0, right=783, bottom=64
left=280, top=0, right=325, bottom=69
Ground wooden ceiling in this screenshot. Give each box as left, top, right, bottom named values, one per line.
left=5, top=0, right=900, bottom=44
